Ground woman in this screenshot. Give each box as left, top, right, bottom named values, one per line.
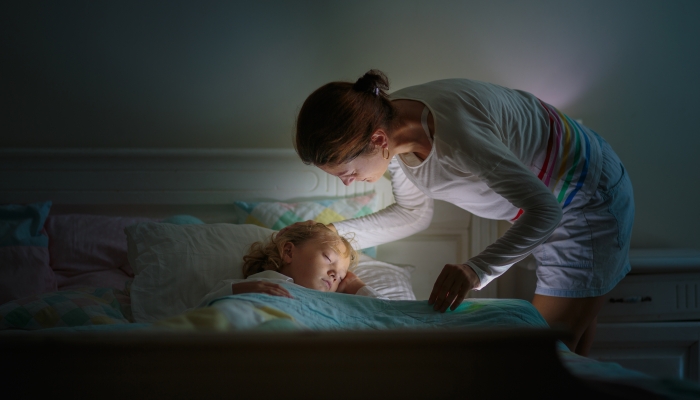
left=292, top=70, right=634, bottom=356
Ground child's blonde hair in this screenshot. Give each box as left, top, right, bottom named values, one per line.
left=242, top=223, right=358, bottom=278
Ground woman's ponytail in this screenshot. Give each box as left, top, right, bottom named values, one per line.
left=352, top=69, right=390, bottom=99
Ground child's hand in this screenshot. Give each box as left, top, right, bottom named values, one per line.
left=232, top=281, right=293, bottom=298
left=337, top=271, right=366, bottom=295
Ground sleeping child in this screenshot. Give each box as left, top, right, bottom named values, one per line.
left=198, top=222, right=387, bottom=307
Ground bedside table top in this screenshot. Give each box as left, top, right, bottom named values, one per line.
left=629, top=248, right=700, bottom=274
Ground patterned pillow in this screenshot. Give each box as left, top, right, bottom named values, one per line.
left=46, top=214, right=154, bottom=291
left=45, top=214, right=202, bottom=291
left=233, top=193, right=378, bottom=256
left=0, top=201, right=56, bottom=304
left=0, top=287, right=130, bottom=330
left=233, top=193, right=377, bottom=229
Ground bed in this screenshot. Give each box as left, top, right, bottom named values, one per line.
left=1, top=148, right=698, bottom=399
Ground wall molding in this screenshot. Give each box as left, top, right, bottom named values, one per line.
left=0, top=148, right=383, bottom=206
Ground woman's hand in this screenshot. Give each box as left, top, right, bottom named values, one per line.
left=337, top=271, right=366, bottom=295
left=232, top=281, right=293, bottom=298
left=428, top=264, right=480, bottom=313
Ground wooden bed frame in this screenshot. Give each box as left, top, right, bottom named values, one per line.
left=0, top=148, right=652, bottom=399
left=2, top=328, right=599, bottom=399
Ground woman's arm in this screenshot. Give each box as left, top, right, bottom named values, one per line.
left=466, top=157, right=562, bottom=288
left=422, top=85, right=562, bottom=311
left=428, top=145, right=562, bottom=312
left=333, top=158, right=434, bottom=249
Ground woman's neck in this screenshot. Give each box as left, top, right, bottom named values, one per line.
left=389, top=100, right=433, bottom=160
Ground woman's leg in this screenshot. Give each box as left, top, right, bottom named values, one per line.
left=576, top=316, right=599, bottom=356
left=531, top=294, right=607, bottom=356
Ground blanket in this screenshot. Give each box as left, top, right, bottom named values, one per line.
left=4, top=284, right=700, bottom=399
left=137, top=284, right=700, bottom=400
left=187, top=282, right=547, bottom=331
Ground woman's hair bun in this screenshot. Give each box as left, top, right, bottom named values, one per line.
left=353, top=69, right=390, bottom=97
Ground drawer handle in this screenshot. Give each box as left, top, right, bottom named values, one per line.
left=609, top=296, right=652, bottom=303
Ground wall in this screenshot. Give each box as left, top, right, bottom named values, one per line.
left=2, top=0, right=699, bottom=249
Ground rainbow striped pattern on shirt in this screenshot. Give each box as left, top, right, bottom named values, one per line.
left=512, top=100, right=591, bottom=221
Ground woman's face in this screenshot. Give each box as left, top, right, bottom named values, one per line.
left=319, top=150, right=391, bottom=186
left=279, top=238, right=350, bottom=292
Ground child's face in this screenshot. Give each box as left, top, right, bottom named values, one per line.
left=279, top=237, right=350, bottom=292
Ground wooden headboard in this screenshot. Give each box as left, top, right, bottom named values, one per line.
left=0, top=148, right=499, bottom=299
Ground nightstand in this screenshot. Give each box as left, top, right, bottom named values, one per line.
left=589, top=249, right=700, bottom=381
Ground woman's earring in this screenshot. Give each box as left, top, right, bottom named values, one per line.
left=382, top=147, right=390, bottom=160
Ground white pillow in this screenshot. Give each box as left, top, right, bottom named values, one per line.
left=125, top=222, right=417, bottom=323
left=125, top=222, right=274, bottom=322
left=353, top=253, right=416, bottom=301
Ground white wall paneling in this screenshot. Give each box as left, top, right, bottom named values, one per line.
left=0, top=148, right=383, bottom=206
left=467, top=214, right=500, bottom=299
left=377, top=227, right=470, bottom=301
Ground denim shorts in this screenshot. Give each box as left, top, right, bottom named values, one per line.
left=532, top=133, right=635, bottom=298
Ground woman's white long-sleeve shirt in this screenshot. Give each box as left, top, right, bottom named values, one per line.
left=334, top=79, right=602, bottom=290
